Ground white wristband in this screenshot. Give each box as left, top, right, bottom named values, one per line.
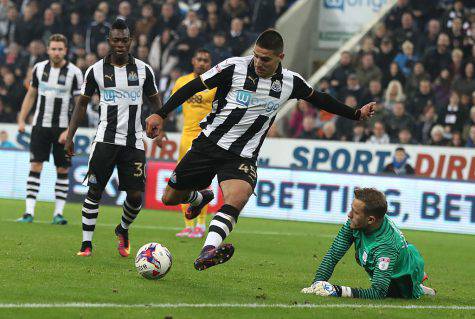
left=341, top=286, right=353, bottom=298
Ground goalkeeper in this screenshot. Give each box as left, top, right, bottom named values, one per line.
left=302, top=188, right=436, bottom=299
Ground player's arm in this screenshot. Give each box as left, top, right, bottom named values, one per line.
left=314, top=220, right=354, bottom=281
left=145, top=60, right=233, bottom=139
left=290, top=75, right=375, bottom=120
left=17, top=67, right=39, bottom=132
left=309, top=246, right=398, bottom=299
left=65, top=66, right=97, bottom=157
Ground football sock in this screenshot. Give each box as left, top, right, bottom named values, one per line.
left=186, top=191, right=203, bottom=207
left=25, top=171, right=41, bottom=216
left=181, top=204, right=195, bottom=228
left=203, top=205, right=239, bottom=248
left=197, top=205, right=208, bottom=228
left=54, top=172, right=69, bottom=216
left=81, top=189, right=101, bottom=242
left=120, top=197, right=142, bottom=230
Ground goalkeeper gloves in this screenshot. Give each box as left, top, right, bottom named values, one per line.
left=301, top=281, right=353, bottom=297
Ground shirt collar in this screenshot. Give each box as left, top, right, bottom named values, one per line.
left=104, top=53, right=135, bottom=66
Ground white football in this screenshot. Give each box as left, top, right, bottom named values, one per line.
left=135, top=243, right=173, bottom=280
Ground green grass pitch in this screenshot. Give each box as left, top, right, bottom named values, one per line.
left=0, top=199, right=474, bottom=319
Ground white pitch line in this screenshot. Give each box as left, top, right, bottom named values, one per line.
left=0, top=303, right=473, bottom=310
left=4, top=219, right=335, bottom=238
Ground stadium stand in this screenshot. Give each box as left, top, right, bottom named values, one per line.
left=0, top=0, right=295, bottom=130
left=284, top=0, right=475, bottom=148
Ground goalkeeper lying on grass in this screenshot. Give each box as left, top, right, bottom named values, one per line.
left=302, top=187, right=436, bottom=299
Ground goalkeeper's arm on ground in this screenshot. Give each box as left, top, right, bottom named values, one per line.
left=313, top=221, right=354, bottom=282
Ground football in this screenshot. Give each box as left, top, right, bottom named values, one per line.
left=135, top=243, right=173, bottom=280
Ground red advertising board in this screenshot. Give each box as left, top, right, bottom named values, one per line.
left=145, top=161, right=224, bottom=212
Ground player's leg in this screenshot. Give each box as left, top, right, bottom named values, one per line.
left=18, top=127, right=50, bottom=222
left=51, top=132, right=72, bottom=225
left=77, top=142, right=117, bottom=256
left=194, top=159, right=256, bottom=271
left=115, top=146, right=147, bottom=257
left=176, top=136, right=196, bottom=237
left=188, top=205, right=208, bottom=238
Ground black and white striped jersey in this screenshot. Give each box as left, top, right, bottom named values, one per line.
left=199, top=56, right=314, bottom=159
left=31, top=60, right=83, bottom=128
left=81, top=54, right=158, bottom=150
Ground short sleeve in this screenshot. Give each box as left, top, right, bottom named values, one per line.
left=81, top=66, right=98, bottom=97
left=289, top=74, right=313, bottom=100
left=30, top=65, right=39, bottom=88
left=72, top=68, right=84, bottom=96
left=200, top=59, right=235, bottom=89
left=143, top=64, right=159, bottom=97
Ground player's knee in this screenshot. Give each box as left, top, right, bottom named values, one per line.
left=126, top=191, right=142, bottom=207
left=30, top=162, right=43, bottom=172
left=87, top=186, right=103, bottom=202
left=161, top=187, right=180, bottom=205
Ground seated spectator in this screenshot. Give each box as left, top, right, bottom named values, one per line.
left=417, top=19, right=441, bottom=55
left=338, top=73, right=366, bottom=105
left=40, top=8, right=62, bottom=45
left=375, top=37, right=396, bottom=77
left=432, top=68, right=452, bottom=109
left=423, top=33, right=452, bottom=80
left=330, top=51, right=354, bottom=92
left=298, top=115, right=317, bottom=140
left=318, top=121, right=338, bottom=141
left=351, top=122, right=368, bottom=143
left=203, top=13, right=223, bottom=42
left=418, top=105, right=437, bottom=144
left=448, top=17, right=465, bottom=50
left=386, top=101, right=415, bottom=140
left=462, top=105, right=475, bottom=140
left=204, top=31, right=232, bottom=65
left=392, top=12, right=419, bottom=50
left=393, top=127, right=418, bottom=145
left=452, top=62, right=475, bottom=96
left=449, top=131, right=464, bottom=147
left=407, top=79, right=435, bottom=115
left=175, top=23, right=204, bottom=72
left=0, top=130, right=16, bottom=149
left=357, top=36, right=379, bottom=63
left=393, top=40, right=418, bottom=77
left=382, top=62, right=406, bottom=88
left=0, top=71, right=25, bottom=114
left=228, top=18, right=252, bottom=56
left=13, top=4, right=41, bottom=47
left=367, top=121, right=390, bottom=144
left=85, top=10, right=110, bottom=54
left=466, top=125, right=475, bottom=147
left=383, top=80, right=406, bottom=111
left=429, top=124, right=450, bottom=146
left=149, top=29, right=179, bottom=77
left=372, top=22, right=388, bottom=48
left=66, top=11, right=86, bottom=40
left=148, top=3, right=181, bottom=42
left=135, top=4, right=156, bottom=39
left=383, top=147, right=415, bottom=175
left=367, top=100, right=390, bottom=129
left=449, top=48, right=464, bottom=78
left=363, top=79, right=383, bottom=104
left=96, top=42, right=109, bottom=59
left=0, top=98, right=15, bottom=123
left=405, top=62, right=430, bottom=98
left=355, top=52, right=382, bottom=88
left=221, top=0, right=251, bottom=28
left=437, top=91, right=465, bottom=134
left=288, top=100, right=316, bottom=138
left=335, top=95, right=358, bottom=141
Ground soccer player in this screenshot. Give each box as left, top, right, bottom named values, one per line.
left=65, top=20, right=162, bottom=257
left=145, top=29, right=375, bottom=270
left=301, top=188, right=436, bottom=299
left=173, top=49, right=216, bottom=239
left=16, top=34, right=83, bottom=225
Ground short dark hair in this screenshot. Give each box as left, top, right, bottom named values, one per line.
left=256, top=29, right=283, bottom=53
left=111, top=18, right=129, bottom=31
left=354, top=188, right=387, bottom=219
left=194, top=48, right=211, bottom=57
left=48, top=34, right=67, bottom=47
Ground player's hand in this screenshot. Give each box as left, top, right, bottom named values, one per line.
left=359, top=102, right=376, bottom=120
left=58, top=129, right=68, bottom=144
left=301, top=281, right=338, bottom=297
left=145, top=113, right=164, bottom=138
left=18, top=120, right=26, bottom=133
left=64, top=138, right=75, bottom=158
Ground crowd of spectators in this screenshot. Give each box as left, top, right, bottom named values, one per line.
left=286, top=0, right=475, bottom=148
left=0, top=0, right=293, bottom=128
